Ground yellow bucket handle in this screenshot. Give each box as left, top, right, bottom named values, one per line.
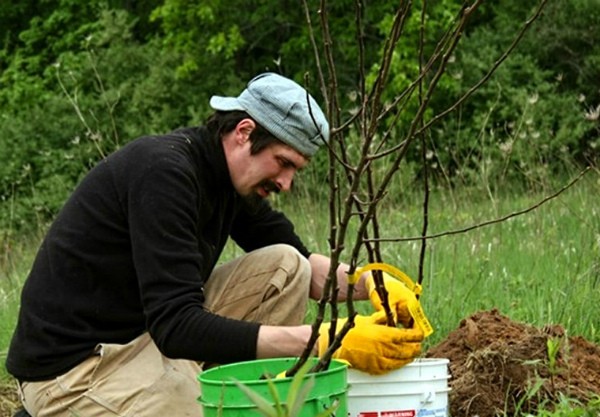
left=351, top=262, right=434, bottom=337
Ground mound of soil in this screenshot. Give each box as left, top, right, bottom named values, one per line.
left=425, top=309, right=600, bottom=417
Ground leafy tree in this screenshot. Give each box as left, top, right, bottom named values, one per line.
left=0, top=7, right=201, bottom=231
left=1, top=0, right=599, bottom=232
left=149, top=0, right=396, bottom=102
left=421, top=0, right=599, bottom=187
left=0, top=0, right=37, bottom=63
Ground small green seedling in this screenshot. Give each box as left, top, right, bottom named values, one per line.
left=234, top=361, right=339, bottom=417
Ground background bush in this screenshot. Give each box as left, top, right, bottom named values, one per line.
left=0, top=0, right=598, bottom=233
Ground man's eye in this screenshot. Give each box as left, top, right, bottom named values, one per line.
left=279, top=158, right=293, bottom=168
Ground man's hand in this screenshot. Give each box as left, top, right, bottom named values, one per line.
left=365, top=271, right=415, bottom=327
left=318, top=312, right=423, bottom=375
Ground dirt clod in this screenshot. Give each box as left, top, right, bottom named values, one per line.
left=425, top=309, right=600, bottom=417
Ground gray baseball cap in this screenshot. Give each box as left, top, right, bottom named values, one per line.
left=209, top=72, right=329, bottom=157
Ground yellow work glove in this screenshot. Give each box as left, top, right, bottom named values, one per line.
left=318, top=311, right=423, bottom=375
left=365, top=271, right=415, bottom=328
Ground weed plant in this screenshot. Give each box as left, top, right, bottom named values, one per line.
left=0, top=236, right=39, bottom=383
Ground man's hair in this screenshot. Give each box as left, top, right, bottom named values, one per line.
left=206, top=111, right=281, bottom=155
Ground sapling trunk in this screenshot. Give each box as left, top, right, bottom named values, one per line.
left=286, top=0, right=549, bottom=378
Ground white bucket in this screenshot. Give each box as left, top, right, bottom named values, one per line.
left=347, top=358, right=450, bottom=417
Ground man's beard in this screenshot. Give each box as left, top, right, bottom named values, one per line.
left=241, top=179, right=279, bottom=210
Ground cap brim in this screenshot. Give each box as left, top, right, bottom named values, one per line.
left=209, top=96, right=245, bottom=111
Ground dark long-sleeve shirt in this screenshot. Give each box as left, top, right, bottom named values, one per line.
left=6, top=126, right=310, bottom=381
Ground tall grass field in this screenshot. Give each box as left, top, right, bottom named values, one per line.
left=1, top=170, right=599, bottom=415
left=286, top=172, right=600, bottom=352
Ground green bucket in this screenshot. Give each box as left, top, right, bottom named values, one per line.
left=198, top=357, right=348, bottom=417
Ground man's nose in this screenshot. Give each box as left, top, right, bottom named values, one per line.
left=276, top=169, right=295, bottom=192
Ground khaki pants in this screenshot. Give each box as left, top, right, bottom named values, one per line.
left=19, top=244, right=312, bottom=417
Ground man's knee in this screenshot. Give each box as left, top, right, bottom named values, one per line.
left=267, top=244, right=311, bottom=283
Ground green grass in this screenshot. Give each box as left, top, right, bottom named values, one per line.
left=279, top=172, right=600, bottom=350
left=1, top=172, right=599, bottom=415
left=0, top=235, right=38, bottom=383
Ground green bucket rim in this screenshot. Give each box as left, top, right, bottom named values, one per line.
left=198, top=357, right=348, bottom=412
left=199, top=357, right=347, bottom=385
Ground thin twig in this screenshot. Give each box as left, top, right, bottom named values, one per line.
left=55, top=64, right=106, bottom=159
left=417, top=0, right=429, bottom=288
left=86, top=48, right=120, bottom=148
left=413, top=0, right=550, bottom=138
left=367, top=167, right=591, bottom=243
left=353, top=2, right=482, bottom=258
left=301, top=0, right=328, bottom=107
left=370, top=1, right=480, bottom=163
left=374, top=0, right=464, bottom=128
left=366, top=0, right=412, bottom=138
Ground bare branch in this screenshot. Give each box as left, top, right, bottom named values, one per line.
left=414, top=0, right=550, bottom=138
left=367, top=167, right=592, bottom=243
left=296, top=0, right=554, bottom=376
left=301, top=0, right=328, bottom=106
left=417, top=0, right=429, bottom=288
left=366, top=0, right=412, bottom=137
left=350, top=2, right=483, bottom=260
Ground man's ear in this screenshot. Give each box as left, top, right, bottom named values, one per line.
left=235, top=118, right=256, bottom=144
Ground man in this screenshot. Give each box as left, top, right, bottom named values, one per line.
left=7, top=73, right=423, bottom=416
